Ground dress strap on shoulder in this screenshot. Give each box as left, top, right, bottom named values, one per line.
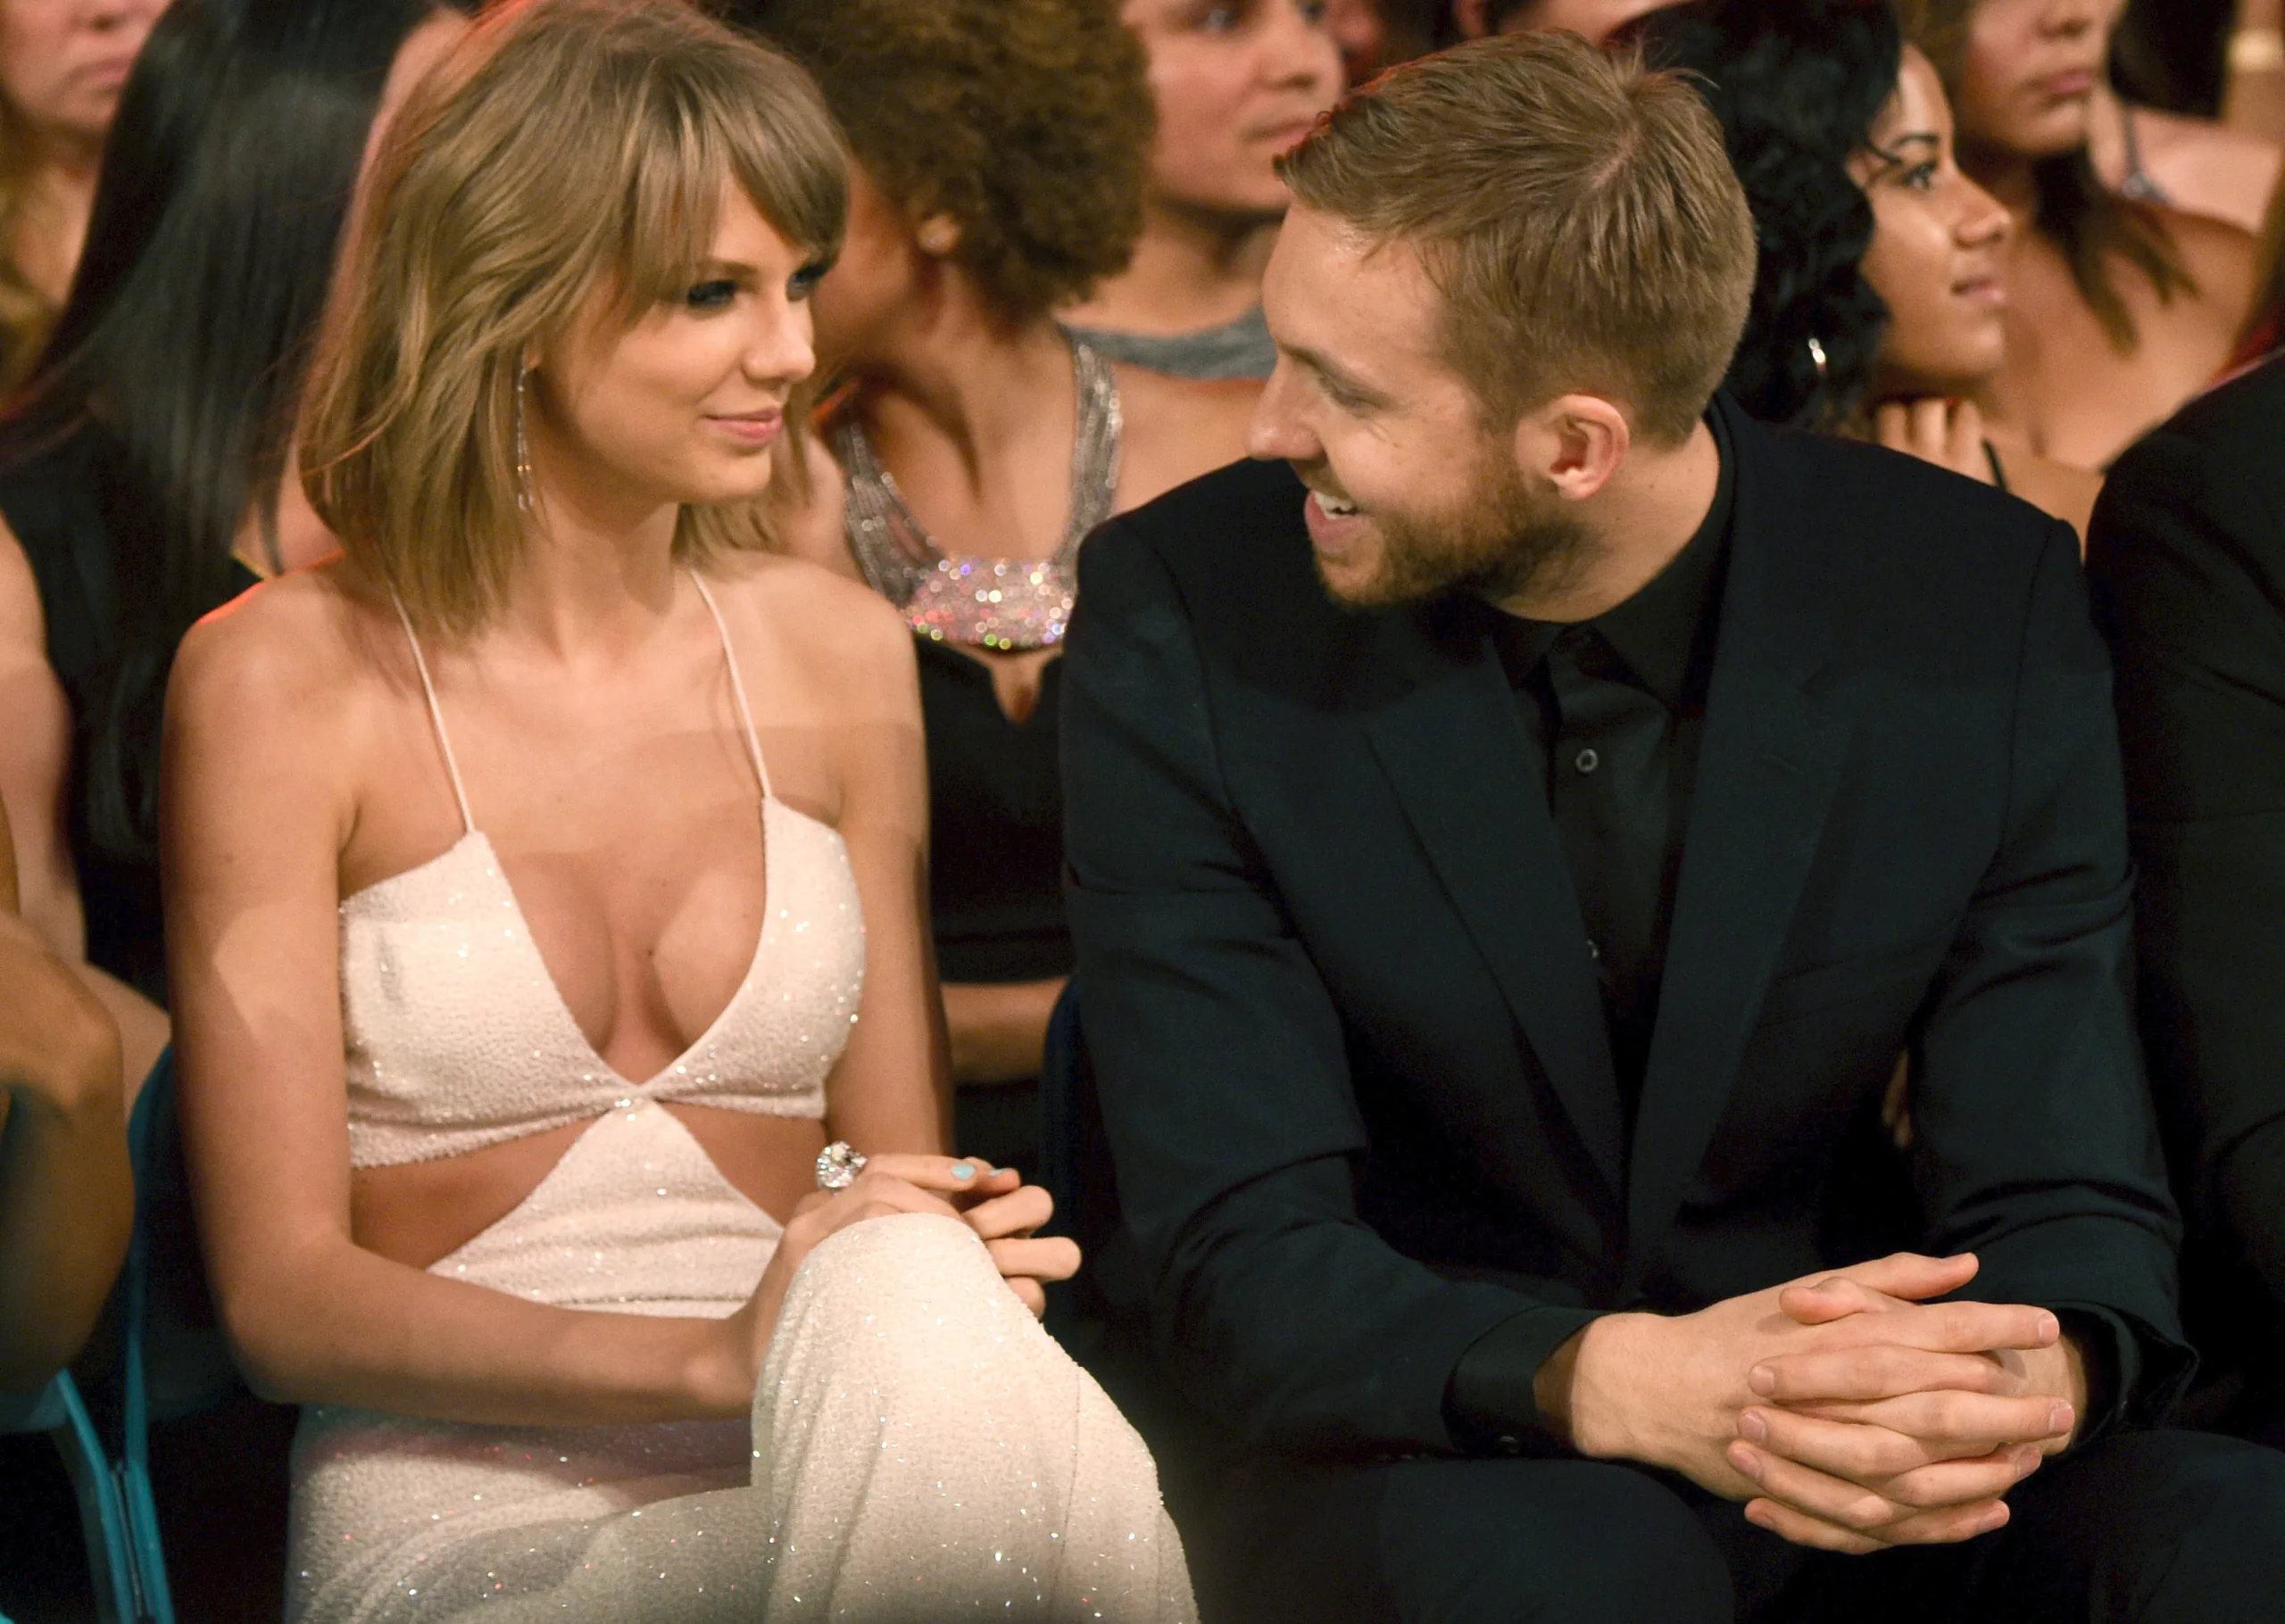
left=688, top=570, right=776, bottom=802
left=387, top=588, right=476, bottom=835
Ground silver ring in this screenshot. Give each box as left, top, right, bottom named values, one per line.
left=816, top=1141, right=867, bottom=1190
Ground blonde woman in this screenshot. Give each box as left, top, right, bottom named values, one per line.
left=162, top=3, right=1193, bottom=1620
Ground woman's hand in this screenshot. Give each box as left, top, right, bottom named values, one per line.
left=712, top=1155, right=1081, bottom=1403
left=957, top=1174, right=1080, bottom=1316
left=1869, top=398, right=1994, bottom=485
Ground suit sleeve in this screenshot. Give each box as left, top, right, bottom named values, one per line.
left=2090, top=422, right=2285, bottom=1315
left=1912, top=518, right=2191, bottom=1431
left=1062, top=522, right=1599, bottom=1458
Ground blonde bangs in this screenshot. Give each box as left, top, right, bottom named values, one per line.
left=299, top=0, right=847, bottom=637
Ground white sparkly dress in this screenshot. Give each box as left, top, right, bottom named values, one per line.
left=286, top=576, right=1195, bottom=1623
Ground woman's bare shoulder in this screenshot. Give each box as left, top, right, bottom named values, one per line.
left=707, top=550, right=915, bottom=705
left=169, top=561, right=393, bottom=744
left=2154, top=204, right=2259, bottom=324
left=1114, top=366, right=1262, bottom=510
left=2142, top=109, right=2283, bottom=233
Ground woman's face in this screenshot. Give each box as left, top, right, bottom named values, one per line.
left=805, top=163, right=922, bottom=376
left=1852, top=48, right=2013, bottom=398
left=1122, top=0, right=1344, bottom=222
left=0, top=0, right=167, bottom=147
left=1951, top=0, right=2121, bottom=161
left=532, top=186, right=820, bottom=517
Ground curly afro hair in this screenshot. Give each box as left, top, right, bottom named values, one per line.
left=1641, top=0, right=1902, bottom=429
left=731, top=0, right=1154, bottom=320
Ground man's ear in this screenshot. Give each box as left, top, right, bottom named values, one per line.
left=1453, top=0, right=1495, bottom=37
left=1512, top=394, right=1631, bottom=504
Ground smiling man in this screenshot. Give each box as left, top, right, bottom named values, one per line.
left=1062, top=29, right=2285, bottom=1624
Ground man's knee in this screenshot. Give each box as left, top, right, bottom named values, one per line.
left=1215, top=1455, right=1732, bottom=1624
left=2003, top=1429, right=2285, bottom=1620
left=1377, top=1459, right=1732, bottom=1623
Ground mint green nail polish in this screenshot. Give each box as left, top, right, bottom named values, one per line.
left=951, top=1164, right=976, bottom=1180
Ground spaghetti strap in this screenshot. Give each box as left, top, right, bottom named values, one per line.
left=689, top=571, right=776, bottom=802
left=387, top=589, right=476, bottom=835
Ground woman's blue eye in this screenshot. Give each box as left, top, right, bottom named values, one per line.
left=685, top=279, right=739, bottom=311
left=789, top=261, right=828, bottom=302
left=1904, top=163, right=1940, bottom=193
left=1201, top=3, right=1242, bottom=30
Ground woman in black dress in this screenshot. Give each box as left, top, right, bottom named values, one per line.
left=745, top=0, right=1259, bottom=1172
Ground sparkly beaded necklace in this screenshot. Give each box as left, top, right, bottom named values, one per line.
left=834, top=338, right=1120, bottom=652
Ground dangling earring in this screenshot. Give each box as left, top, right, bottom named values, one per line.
left=514, top=363, right=536, bottom=514
left=1805, top=336, right=1830, bottom=381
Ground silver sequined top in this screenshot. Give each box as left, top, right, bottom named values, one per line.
left=835, top=338, right=1121, bottom=652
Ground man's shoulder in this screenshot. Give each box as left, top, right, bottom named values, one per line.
left=1088, top=455, right=1311, bottom=584
left=2110, top=352, right=2285, bottom=486
left=1080, top=456, right=1351, bottom=655
left=1728, top=412, right=2068, bottom=659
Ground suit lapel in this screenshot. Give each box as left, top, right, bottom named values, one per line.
left=1622, top=427, right=1852, bottom=1296
left=1361, top=621, right=1627, bottom=1197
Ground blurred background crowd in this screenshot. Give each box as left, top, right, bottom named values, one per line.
left=5, top=0, right=2285, bottom=1616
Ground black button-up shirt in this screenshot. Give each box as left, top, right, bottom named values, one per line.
left=1449, top=410, right=1736, bottom=1450
left=1485, top=409, right=1736, bottom=1125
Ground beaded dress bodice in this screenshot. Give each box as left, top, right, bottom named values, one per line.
left=339, top=575, right=865, bottom=1171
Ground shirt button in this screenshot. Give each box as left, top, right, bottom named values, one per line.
left=1574, top=748, right=1600, bottom=775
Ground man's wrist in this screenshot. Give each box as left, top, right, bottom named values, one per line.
left=1545, top=1311, right=1660, bottom=1462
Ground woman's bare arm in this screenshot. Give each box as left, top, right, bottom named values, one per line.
left=0, top=516, right=171, bottom=1093
left=788, top=573, right=951, bottom=1156
left=0, top=800, right=132, bottom=1392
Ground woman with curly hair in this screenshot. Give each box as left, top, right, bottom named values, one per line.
left=1649, top=0, right=2103, bottom=539
left=742, top=0, right=1258, bottom=1174
left=1896, top=0, right=2256, bottom=469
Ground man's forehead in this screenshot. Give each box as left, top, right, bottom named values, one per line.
left=1266, top=209, right=1444, bottom=369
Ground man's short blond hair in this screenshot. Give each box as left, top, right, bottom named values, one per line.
left=1278, top=30, right=1755, bottom=444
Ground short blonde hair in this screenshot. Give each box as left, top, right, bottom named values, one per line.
left=1278, top=30, right=1755, bottom=444
left=300, top=0, right=846, bottom=634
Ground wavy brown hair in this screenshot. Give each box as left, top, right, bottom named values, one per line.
left=1898, top=0, right=2190, bottom=352
left=735, top=0, right=1154, bottom=321
left=300, top=0, right=846, bottom=636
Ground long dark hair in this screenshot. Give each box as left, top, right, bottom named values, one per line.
left=0, top=0, right=454, bottom=870
left=1899, top=0, right=2190, bottom=352
left=1642, top=0, right=1902, bottom=428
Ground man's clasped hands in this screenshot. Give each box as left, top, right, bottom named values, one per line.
left=1538, top=1254, right=2086, bottom=1554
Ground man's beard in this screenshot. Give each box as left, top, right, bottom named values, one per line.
left=1317, top=449, right=1592, bottom=611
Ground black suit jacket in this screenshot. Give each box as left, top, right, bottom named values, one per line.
left=1062, top=398, right=2189, bottom=1462
left=2090, top=355, right=2285, bottom=1432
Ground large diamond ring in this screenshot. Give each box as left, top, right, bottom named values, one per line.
left=816, top=1141, right=867, bottom=1190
